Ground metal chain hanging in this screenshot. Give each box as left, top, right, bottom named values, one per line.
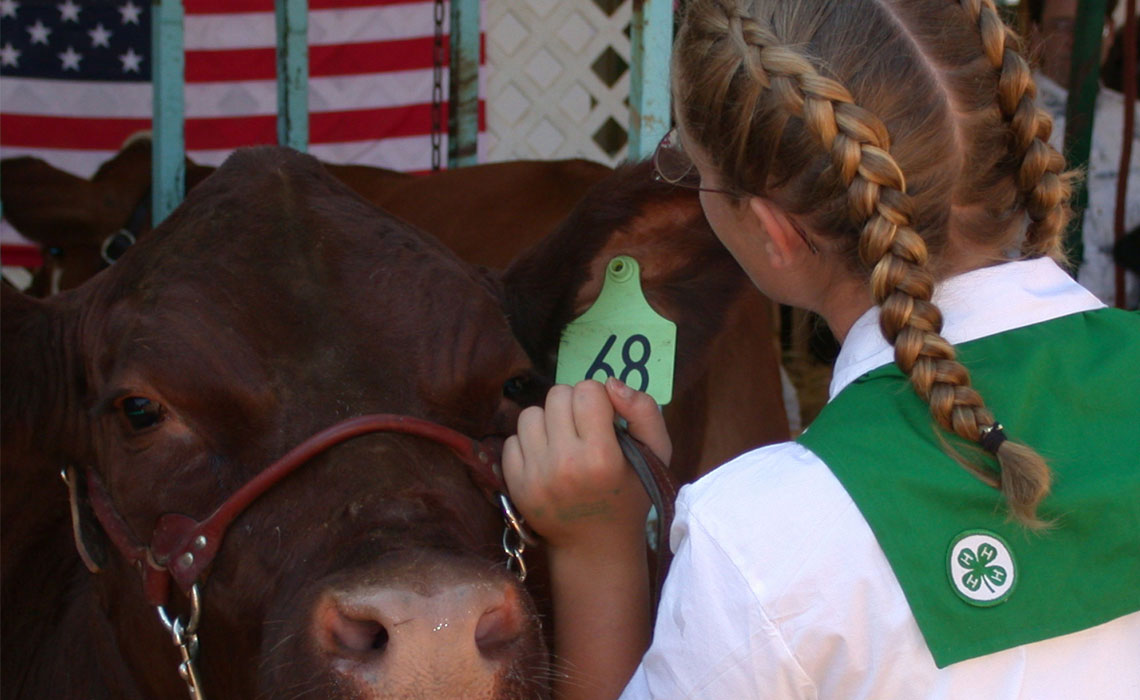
left=157, top=584, right=205, bottom=699
left=497, top=492, right=536, bottom=581
left=430, top=0, right=446, bottom=171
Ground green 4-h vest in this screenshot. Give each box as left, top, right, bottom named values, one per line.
left=797, top=308, right=1140, bottom=668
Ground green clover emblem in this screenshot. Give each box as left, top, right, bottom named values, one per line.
left=948, top=530, right=1016, bottom=606
left=957, top=542, right=1007, bottom=593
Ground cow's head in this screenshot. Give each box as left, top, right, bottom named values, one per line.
left=1, top=146, right=748, bottom=699
left=0, top=137, right=215, bottom=295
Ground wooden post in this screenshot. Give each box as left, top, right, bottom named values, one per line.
left=1061, top=0, right=1109, bottom=270
left=276, top=0, right=309, bottom=151
left=628, top=0, right=673, bottom=161
left=151, top=0, right=185, bottom=227
left=448, top=0, right=480, bottom=167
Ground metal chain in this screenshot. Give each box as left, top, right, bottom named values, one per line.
left=497, top=492, right=537, bottom=581
left=157, top=584, right=206, bottom=700
left=430, top=0, right=446, bottom=171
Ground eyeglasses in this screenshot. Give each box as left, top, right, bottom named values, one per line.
left=651, top=127, right=820, bottom=255
left=651, top=127, right=736, bottom=196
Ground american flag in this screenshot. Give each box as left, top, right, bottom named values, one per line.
left=0, top=0, right=486, bottom=267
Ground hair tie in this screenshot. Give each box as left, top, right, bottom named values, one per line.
left=978, top=422, right=1007, bottom=454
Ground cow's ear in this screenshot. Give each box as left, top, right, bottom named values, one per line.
left=0, top=157, right=114, bottom=247
left=89, top=136, right=215, bottom=212
left=501, top=160, right=748, bottom=385
left=185, top=158, right=215, bottom=190
left=1, top=282, right=87, bottom=458
left=89, top=137, right=153, bottom=209
left=1, top=285, right=107, bottom=570
left=2, top=283, right=62, bottom=442
left=501, top=161, right=789, bottom=478
left=0, top=284, right=89, bottom=470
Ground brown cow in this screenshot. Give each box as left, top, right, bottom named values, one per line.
left=2, top=147, right=784, bottom=699
left=0, top=142, right=785, bottom=478
left=0, top=139, right=611, bottom=293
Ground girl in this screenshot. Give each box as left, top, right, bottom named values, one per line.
left=503, top=1, right=1140, bottom=698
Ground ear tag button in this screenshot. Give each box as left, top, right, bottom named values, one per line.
left=556, top=256, right=677, bottom=405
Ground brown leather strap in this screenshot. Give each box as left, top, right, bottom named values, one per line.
left=615, top=427, right=678, bottom=603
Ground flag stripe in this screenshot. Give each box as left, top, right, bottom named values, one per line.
left=0, top=244, right=44, bottom=268
left=185, top=37, right=466, bottom=82
left=188, top=0, right=433, bottom=14
left=186, top=5, right=448, bottom=51
left=1, top=102, right=485, bottom=151
left=0, top=70, right=454, bottom=118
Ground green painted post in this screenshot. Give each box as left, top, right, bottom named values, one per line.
left=151, top=0, right=185, bottom=227
left=448, top=0, right=480, bottom=167
left=628, top=0, right=673, bottom=161
left=1061, top=0, right=1109, bottom=269
left=276, top=0, right=309, bottom=151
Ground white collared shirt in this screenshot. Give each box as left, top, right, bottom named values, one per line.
left=621, top=259, right=1140, bottom=699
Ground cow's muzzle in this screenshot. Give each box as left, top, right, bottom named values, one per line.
left=69, top=414, right=538, bottom=700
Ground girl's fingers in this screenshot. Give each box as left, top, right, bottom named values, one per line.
left=570, top=380, right=618, bottom=446
left=514, top=405, right=548, bottom=469
left=543, top=384, right=579, bottom=448
left=502, top=434, right=525, bottom=484
left=605, top=377, right=672, bottom=465
left=504, top=380, right=657, bottom=548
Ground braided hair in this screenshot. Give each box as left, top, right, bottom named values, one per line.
left=674, top=0, right=1076, bottom=526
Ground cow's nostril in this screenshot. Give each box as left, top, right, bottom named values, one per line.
left=325, top=609, right=389, bottom=655
left=370, top=624, right=389, bottom=651
left=474, top=598, right=524, bottom=658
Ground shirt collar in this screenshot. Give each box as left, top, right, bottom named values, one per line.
left=829, top=258, right=1105, bottom=399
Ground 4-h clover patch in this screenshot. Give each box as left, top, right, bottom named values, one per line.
left=947, top=530, right=1016, bottom=606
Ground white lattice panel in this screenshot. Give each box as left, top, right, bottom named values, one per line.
left=484, top=0, right=632, bottom=165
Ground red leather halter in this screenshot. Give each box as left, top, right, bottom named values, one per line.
left=84, top=414, right=509, bottom=607
left=83, top=410, right=677, bottom=614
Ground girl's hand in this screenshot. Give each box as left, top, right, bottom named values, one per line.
left=502, top=377, right=672, bottom=553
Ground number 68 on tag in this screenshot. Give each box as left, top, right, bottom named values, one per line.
left=556, top=256, right=677, bottom=406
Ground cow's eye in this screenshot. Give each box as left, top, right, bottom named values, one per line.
left=502, top=373, right=551, bottom=407
left=119, top=397, right=165, bottom=431
left=503, top=376, right=527, bottom=399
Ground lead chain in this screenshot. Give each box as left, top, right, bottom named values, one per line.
left=497, top=492, right=537, bottom=581
left=430, top=0, right=446, bottom=171
left=157, top=584, right=206, bottom=700
left=503, top=524, right=527, bottom=581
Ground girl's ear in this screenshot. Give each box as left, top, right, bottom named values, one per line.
left=747, top=197, right=809, bottom=268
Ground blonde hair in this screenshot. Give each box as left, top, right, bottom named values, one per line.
left=674, top=0, right=1076, bottom=526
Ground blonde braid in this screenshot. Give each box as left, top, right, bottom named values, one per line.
left=958, top=0, right=1072, bottom=260
left=698, top=1, right=1052, bottom=526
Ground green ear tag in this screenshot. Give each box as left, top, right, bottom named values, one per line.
left=556, top=256, right=677, bottom=405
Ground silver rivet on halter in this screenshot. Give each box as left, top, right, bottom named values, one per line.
left=478, top=451, right=489, bottom=463
left=193, top=536, right=208, bottom=551
left=178, top=552, right=195, bottom=569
